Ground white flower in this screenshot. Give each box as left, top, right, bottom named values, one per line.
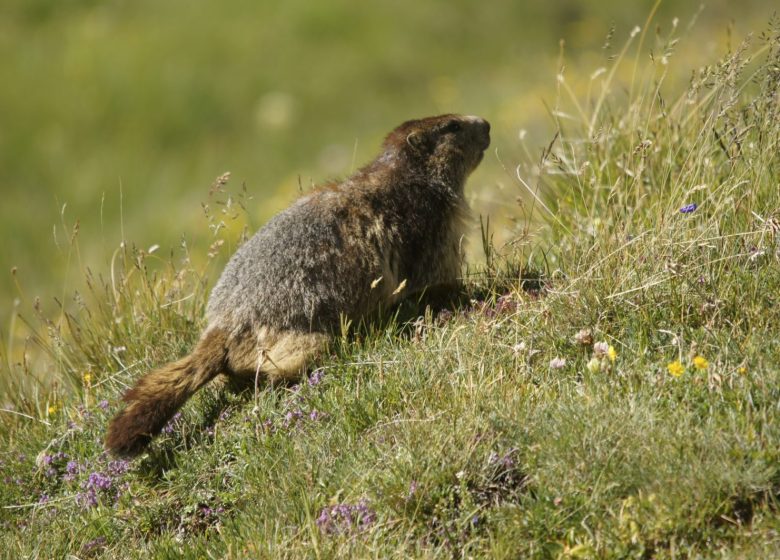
left=549, top=357, right=567, bottom=369
left=593, top=342, right=610, bottom=358
left=573, top=329, right=593, bottom=346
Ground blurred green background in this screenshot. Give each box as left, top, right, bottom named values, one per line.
left=0, top=0, right=774, bottom=324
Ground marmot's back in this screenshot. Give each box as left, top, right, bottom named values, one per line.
left=206, top=189, right=384, bottom=333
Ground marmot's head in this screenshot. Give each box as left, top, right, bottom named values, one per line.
left=382, top=114, right=490, bottom=190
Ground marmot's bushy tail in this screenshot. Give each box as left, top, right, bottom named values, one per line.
left=105, top=328, right=228, bottom=457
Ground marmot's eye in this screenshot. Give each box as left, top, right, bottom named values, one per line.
left=443, top=120, right=462, bottom=133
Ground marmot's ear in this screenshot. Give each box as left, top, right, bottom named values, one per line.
left=406, top=130, right=425, bottom=152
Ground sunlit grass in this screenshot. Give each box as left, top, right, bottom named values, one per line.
left=2, top=13, right=780, bottom=559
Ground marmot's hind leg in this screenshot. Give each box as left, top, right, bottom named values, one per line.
left=225, top=328, right=328, bottom=385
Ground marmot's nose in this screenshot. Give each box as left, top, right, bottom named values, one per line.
left=463, top=115, right=490, bottom=133
left=464, top=115, right=490, bottom=149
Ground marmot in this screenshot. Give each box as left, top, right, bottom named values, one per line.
left=105, top=114, right=490, bottom=457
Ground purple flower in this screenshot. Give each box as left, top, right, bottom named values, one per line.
left=489, top=448, right=518, bottom=469
left=162, top=412, right=182, bottom=434
left=679, top=203, right=698, bottom=214
left=308, top=368, right=325, bottom=387
left=85, top=472, right=112, bottom=491
left=38, top=494, right=50, bottom=504
left=64, top=461, right=82, bottom=482
left=81, top=537, right=107, bottom=554
left=76, top=468, right=124, bottom=509
left=76, top=489, right=99, bottom=509
left=309, top=409, right=325, bottom=422
left=97, top=400, right=109, bottom=410
left=106, top=460, right=130, bottom=477
left=316, top=499, right=376, bottom=535
left=408, top=480, right=419, bottom=499
left=495, top=294, right=517, bottom=314
left=283, top=409, right=304, bottom=429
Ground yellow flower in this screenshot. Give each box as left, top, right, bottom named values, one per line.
left=738, top=366, right=747, bottom=376
left=47, top=405, right=57, bottom=415
left=667, top=361, right=685, bottom=377
left=692, top=355, right=709, bottom=370
left=607, top=345, right=617, bottom=363
left=82, top=372, right=92, bottom=385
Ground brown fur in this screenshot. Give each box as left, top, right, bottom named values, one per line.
left=105, top=328, right=228, bottom=457
left=105, top=114, right=489, bottom=457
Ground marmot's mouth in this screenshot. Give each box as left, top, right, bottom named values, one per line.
left=473, top=150, right=485, bottom=168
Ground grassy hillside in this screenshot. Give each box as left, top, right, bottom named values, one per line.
left=2, top=13, right=780, bottom=560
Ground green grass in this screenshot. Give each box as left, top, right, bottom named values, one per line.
left=2, top=13, right=780, bottom=559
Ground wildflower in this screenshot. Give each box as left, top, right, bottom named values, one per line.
left=97, top=400, right=109, bottom=410
left=692, top=355, right=709, bottom=370
left=82, top=372, right=92, bottom=385
left=593, top=342, right=610, bottom=358
left=738, top=366, right=747, bottom=376
left=76, top=489, right=99, bottom=509
left=162, top=412, right=182, bottom=434
left=512, top=342, right=527, bottom=355
left=586, top=358, right=601, bottom=373
left=64, top=460, right=83, bottom=482
left=495, top=294, right=517, bottom=314
left=437, top=309, right=453, bottom=322
left=316, top=499, right=376, bottom=535
left=85, top=472, right=112, bottom=491
left=81, top=537, right=107, bottom=555
left=573, top=329, right=593, bottom=346
left=308, top=368, right=325, bottom=387
left=549, top=357, right=566, bottom=369
left=679, top=203, right=698, bottom=213
left=607, top=345, right=617, bottom=363
left=283, top=409, right=304, bottom=429
left=48, top=405, right=57, bottom=415
left=106, top=460, right=130, bottom=476
left=667, top=360, right=685, bottom=377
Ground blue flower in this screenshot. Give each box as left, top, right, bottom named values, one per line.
left=679, top=203, right=698, bottom=214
